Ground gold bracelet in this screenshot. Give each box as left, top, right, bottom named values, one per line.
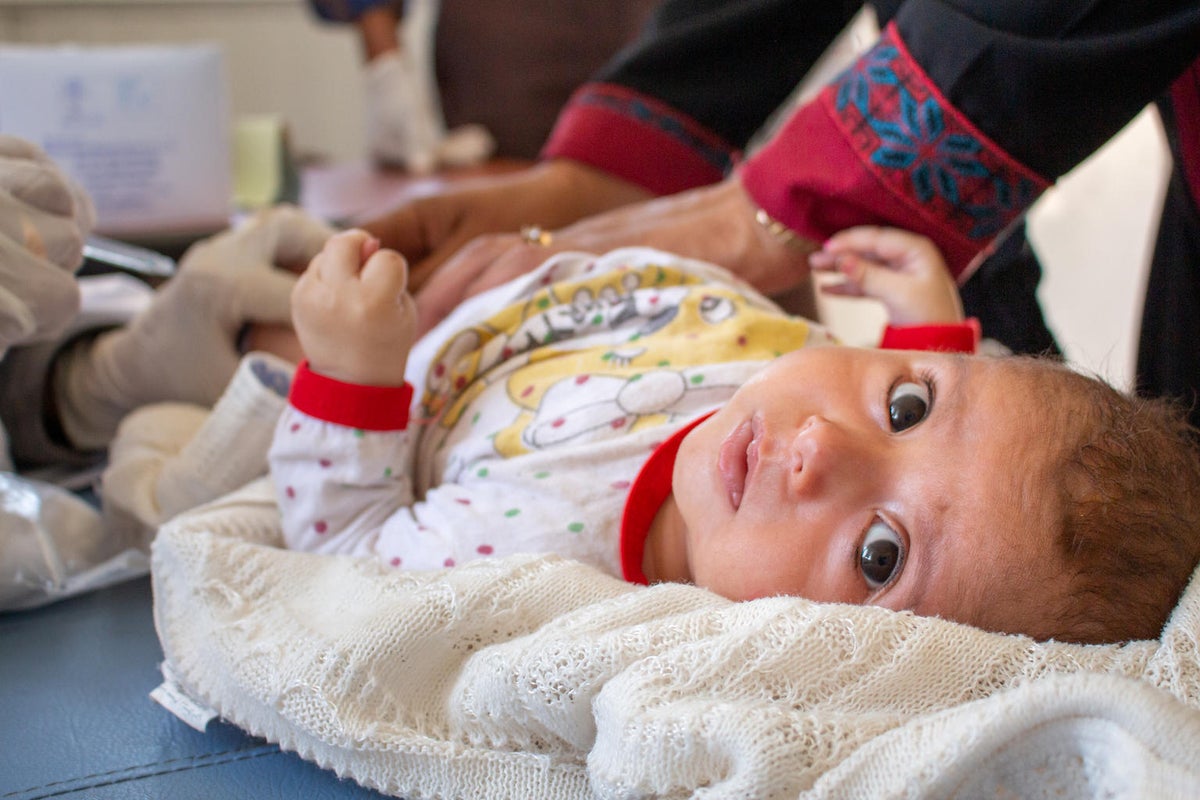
left=754, top=208, right=804, bottom=249
left=520, top=225, right=554, bottom=247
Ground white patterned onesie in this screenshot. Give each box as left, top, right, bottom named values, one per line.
left=269, top=247, right=970, bottom=579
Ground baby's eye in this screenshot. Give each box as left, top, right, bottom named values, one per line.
left=888, top=381, right=930, bottom=432
left=860, top=520, right=903, bottom=589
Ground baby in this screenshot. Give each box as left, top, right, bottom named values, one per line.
left=270, top=227, right=1200, bottom=645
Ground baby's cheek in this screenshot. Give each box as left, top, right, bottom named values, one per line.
left=241, top=322, right=305, bottom=363
left=691, top=536, right=773, bottom=602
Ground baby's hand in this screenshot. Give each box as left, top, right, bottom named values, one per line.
left=809, top=226, right=963, bottom=325
left=292, top=229, right=417, bottom=385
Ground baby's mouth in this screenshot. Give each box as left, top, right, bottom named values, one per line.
left=717, top=417, right=761, bottom=511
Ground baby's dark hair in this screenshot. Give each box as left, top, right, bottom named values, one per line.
left=1024, top=358, right=1200, bottom=644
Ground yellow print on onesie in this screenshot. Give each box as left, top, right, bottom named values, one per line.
left=419, top=261, right=815, bottom=460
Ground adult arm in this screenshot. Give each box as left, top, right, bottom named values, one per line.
left=423, top=0, right=1200, bottom=321
left=0, top=135, right=97, bottom=469
left=0, top=206, right=330, bottom=470
left=44, top=206, right=333, bottom=457
left=307, top=0, right=401, bottom=24
left=361, top=0, right=866, bottom=285
left=543, top=0, right=865, bottom=194
left=409, top=1, right=873, bottom=328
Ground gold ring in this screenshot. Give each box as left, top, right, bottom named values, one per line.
left=754, top=208, right=804, bottom=249
left=520, top=225, right=553, bottom=247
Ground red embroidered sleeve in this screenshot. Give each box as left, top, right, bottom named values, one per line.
left=740, top=22, right=1051, bottom=281
left=541, top=83, right=738, bottom=196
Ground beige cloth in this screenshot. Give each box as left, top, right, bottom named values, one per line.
left=102, top=352, right=293, bottom=541
left=151, top=480, right=1200, bottom=799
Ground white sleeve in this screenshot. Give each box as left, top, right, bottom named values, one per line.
left=269, top=405, right=420, bottom=559
left=268, top=403, right=631, bottom=574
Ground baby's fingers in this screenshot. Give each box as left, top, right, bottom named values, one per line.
left=821, top=226, right=933, bottom=265
left=311, top=228, right=377, bottom=280
left=818, top=252, right=907, bottom=301
left=360, top=248, right=411, bottom=297
left=808, top=249, right=840, bottom=272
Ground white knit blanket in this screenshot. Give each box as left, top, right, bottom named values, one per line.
left=151, top=478, right=1200, bottom=799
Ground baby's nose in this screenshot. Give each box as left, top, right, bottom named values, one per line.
left=789, top=415, right=863, bottom=492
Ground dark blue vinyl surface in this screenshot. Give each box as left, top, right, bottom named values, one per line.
left=0, top=576, right=386, bottom=799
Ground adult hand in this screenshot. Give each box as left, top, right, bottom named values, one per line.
left=53, top=205, right=336, bottom=450
left=0, top=136, right=96, bottom=351
left=0, top=235, right=81, bottom=356
left=292, top=229, right=416, bottom=386
left=364, top=49, right=441, bottom=174
left=0, top=135, right=95, bottom=271
left=358, top=159, right=652, bottom=293
left=414, top=177, right=819, bottom=335
left=810, top=226, right=963, bottom=325
left=365, top=51, right=495, bottom=173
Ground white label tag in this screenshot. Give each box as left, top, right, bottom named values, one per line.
left=150, top=661, right=218, bottom=732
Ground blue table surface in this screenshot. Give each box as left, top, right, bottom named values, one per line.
left=0, top=576, right=387, bottom=799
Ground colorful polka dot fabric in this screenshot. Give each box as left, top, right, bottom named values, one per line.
left=270, top=247, right=834, bottom=577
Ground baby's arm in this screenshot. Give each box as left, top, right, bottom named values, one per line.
left=292, top=228, right=417, bottom=386
left=809, top=226, right=963, bottom=325
left=270, top=383, right=419, bottom=558
left=271, top=229, right=421, bottom=556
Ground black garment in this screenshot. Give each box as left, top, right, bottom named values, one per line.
left=1139, top=96, right=1200, bottom=424
left=887, top=1, right=1199, bottom=361
left=595, top=0, right=863, bottom=149
left=960, top=224, right=1061, bottom=357
left=599, top=1, right=1200, bottom=173
left=893, top=1, right=1200, bottom=177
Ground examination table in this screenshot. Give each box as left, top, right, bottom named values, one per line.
left=0, top=575, right=384, bottom=798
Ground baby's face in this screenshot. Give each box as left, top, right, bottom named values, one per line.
left=662, top=346, right=1071, bottom=636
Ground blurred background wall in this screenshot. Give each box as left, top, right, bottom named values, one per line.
left=0, top=0, right=1172, bottom=388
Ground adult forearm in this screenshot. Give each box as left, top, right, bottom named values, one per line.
left=358, top=5, right=402, bottom=61
left=357, top=159, right=652, bottom=287
left=541, top=0, right=865, bottom=197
